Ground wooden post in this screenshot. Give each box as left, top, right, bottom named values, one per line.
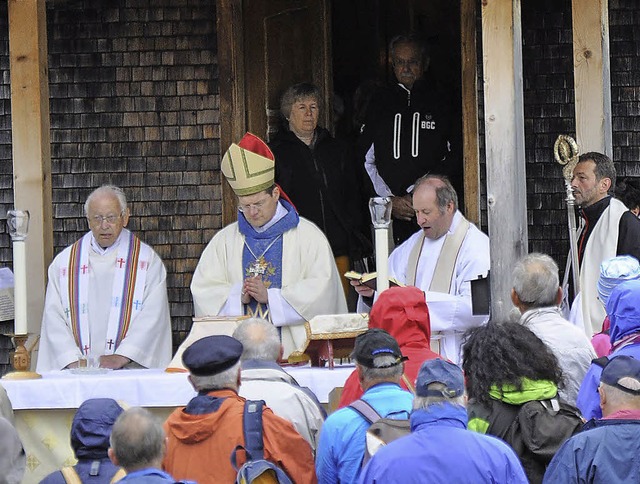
left=461, top=0, right=480, bottom=225
left=8, top=0, right=52, bottom=337
left=217, top=0, right=246, bottom=226
left=571, top=0, right=612, bottom=156
left=481, top=0, right=528, bottom=321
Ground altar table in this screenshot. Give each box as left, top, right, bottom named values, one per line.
left=3, top=365, right=353, bottom=483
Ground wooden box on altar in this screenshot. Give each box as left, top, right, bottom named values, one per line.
left=293, top=313, right=369, bottom=369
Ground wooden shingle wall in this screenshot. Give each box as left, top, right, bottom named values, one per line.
left=0, top=0, right=221, bottom=375
left=521, top=0, right=576, bottom=264
left=610, top=0, right=640, bottom=172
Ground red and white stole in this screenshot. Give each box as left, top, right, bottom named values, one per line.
left=58, top=229, right=151, bottom=355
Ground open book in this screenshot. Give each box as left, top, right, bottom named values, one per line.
left=344, top=271, right=404, bottom=291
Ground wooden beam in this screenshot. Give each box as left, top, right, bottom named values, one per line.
left=8, top=0, right=52, bottom=336
left=461, top=0, right=480, bottom=225
left=217, top=0, right=246, bottom=226
left=481, top=0, right=528, bottom=321
left=571, top=0, right=612, bottom=156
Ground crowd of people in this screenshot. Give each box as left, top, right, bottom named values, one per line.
left=2, top=31, right=640, bottom=484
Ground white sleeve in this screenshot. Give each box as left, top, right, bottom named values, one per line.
left=267, top=287, right=305, bottom=327
left=364, top=144, right=394, bottom=197
left=218, top=282, right=244, bottom=316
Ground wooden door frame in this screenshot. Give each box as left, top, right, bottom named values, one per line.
left=217, top=0, right=481, bottom=227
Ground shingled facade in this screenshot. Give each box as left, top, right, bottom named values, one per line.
left=1, top=0, right=640, bottom=375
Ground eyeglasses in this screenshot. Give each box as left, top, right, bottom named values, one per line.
left=392, top=59, right=421, bottom=69
left=88, top=212, right=123, bottom=227
left=238, top=196, right=272, bottom=213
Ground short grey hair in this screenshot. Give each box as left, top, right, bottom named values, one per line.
left=109, top=407, right=165, bottom=471
left=189, top=361, right=241, bottom=392
left=413, top=383, right=466, bottom=410
left=280, top=82, right=322, bottom=120
left=358, top=356, right=404, bottom=383
left=84, top=185, right=128, bottom=216
left=413, top=174, right=458, bottom=213
left=600, top=381, right=640, bottom=409
left=232, top=318, right=280, bottom=361
left=512, top=253, right=559, bottom=308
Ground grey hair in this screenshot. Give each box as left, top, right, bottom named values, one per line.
left=232, top=318, right=280, bottom=361
left=189, top=361, right=241, bottom=392
left=358, top=356, right=404, bottom=383
left=413, top=383, right=466, bottom=410
left=512, top=253, right=559, bottom=308
left=280, top=82, right=322, bottom=120
left=84, top=185, right=128, bottom=216
left=109, top=407, right=165, bottom=471
left=389, top=34, right=429, bottom=63
left=413, top=174, right=458, bottom=213
left=600, top=381, right=640, bottom=409
left=579, top=152, right=617, bottom=192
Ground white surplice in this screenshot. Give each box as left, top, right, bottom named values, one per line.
left=358, top=211, right=490, bottom=363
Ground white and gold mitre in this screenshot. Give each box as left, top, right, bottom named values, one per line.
left=221, top=132, right=275, bottom=196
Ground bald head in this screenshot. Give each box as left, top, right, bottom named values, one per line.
left=232, top=318, right=281, bottom=361
left=412, top=175, right=457, bottom=240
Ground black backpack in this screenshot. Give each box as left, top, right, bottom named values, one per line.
left=349, top=399, right=411, bottom=468
left=231, top=400, right=293, bottom=484
left=484, top=397, right=584, bottom=483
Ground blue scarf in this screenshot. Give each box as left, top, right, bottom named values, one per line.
left=238, top=200, right=299, bottom=320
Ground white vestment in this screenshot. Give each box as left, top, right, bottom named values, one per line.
left=36, top=230, right=172, bottom=372
left=238, top=363, right=325, bottom=452
left=358, top=211, right=490, bottom=363
left=570, top=198, right=626, bottom=335
left=190, top=216, right=347, bottom=358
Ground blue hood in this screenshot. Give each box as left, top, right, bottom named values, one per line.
left=71, top=398, right=123, bottom=459
left=607, top=279, right=640, bottom=343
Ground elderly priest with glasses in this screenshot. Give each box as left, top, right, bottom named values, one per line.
left=37, top=185, right=172, bottom=372
left=191, top=133, right=347, bottom=358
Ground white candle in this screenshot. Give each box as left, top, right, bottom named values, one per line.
left=375, top=227, right=389, bottom=294
left=13, top=239, right=27, bottom=335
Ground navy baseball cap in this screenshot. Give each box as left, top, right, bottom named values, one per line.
left=182, top=335, right=243, bottom=376
left=601, top=355, right=640, bottom=396
left=351, top=328, right=408, bottom=369
left=416, top=358, right=465, bottom=398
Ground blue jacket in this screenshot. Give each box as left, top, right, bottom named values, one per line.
left=315, top=382, right=413, bottom=484
left=544, top=418, right=640, bottom=483
left=357, top=402, right=528, bottom=484
left=577, top=280, right=640, bottom=420
left=40, top=398, right=124, bottom=484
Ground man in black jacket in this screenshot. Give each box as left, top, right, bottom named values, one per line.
left=360, top=34, right=455, bottom=245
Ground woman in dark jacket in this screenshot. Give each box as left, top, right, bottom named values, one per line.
left=269, top=82, right=369, bottom=296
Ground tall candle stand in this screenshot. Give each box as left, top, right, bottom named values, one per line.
left=2, top=210, right=40, bottom=380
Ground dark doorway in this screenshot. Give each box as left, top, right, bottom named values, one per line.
left=330, top=0, right=464, bottom=202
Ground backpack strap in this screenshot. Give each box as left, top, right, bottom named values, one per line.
left=242, top=400, right=266, bottom=461
left=110, top=468, right=127, bottom=483
left=60, top=467, right=82, bottom=484
left=401, top=374, right=415, bottom=394
left=349, top=399, right=382, bottom=424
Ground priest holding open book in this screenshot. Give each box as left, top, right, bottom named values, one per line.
left=352, top=174, right=490, bottom=363
left=190, top=133, right=347, bottom=359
